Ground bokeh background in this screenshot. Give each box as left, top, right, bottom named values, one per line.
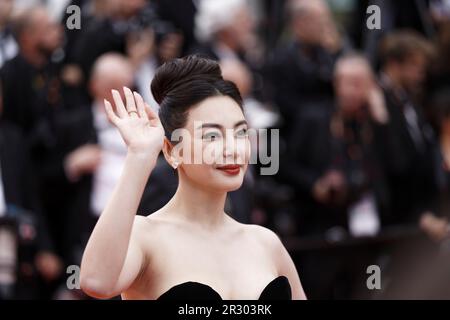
left=1, top=0, right=450, bottom=299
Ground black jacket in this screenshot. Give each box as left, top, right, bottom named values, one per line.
left=372, top=81, right=440, bottom=224
left=0, top=121, right=53, bottom=252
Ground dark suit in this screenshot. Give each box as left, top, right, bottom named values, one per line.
left=372, top=79, right=439, bottom=225
left=0, top=121, right=52, bottom=250
left=0, top=54, right=62, bottom=135
left=278, top=101, right=388, bottom=235
left=39, top=107, right=96, bottom=265
left=277, top=105, right=387, bottom=299
left=264, top=41, right=338, bottom=140
left=71, top=17, right=126, bottom=82
left=0, top=121, right=56, bottom=299
left=277, top=105, right=342, bottom=235
left=154, top=0, right=197, bottom=54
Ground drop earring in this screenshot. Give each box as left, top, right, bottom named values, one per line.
left=173, top=160, right=179, bottom=169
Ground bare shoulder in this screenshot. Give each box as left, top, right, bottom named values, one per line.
left=132, top=215, right=150, bottom=227
left=241, top=223, right=284, bottom=250
left=130, top=214, right=168, bottom=242
left=133, top=211, right=175, bottom=227
left=132, top=211, right=191, bottom=241
left=128, top=214, right=174, bottom=267
left=131, top=215, right=154, bottom=234
left=239, top=223, right=293, bottom=268
left=243, top=223, right=307, bottom=299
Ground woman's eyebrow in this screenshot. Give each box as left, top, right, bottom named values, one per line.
left=197, top=123, right=222, bottom=130
left=234, top=120, right=248, bottom=128
left=196, top=120, right=248, bottom=130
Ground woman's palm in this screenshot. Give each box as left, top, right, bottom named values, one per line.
left=105, top=87, right=165, bottom=158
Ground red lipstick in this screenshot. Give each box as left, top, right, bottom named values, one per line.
left=216, top=164, right=241, bottom=175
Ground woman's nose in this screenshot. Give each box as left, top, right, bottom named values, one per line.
left=223, top=132, right=237, bottom=158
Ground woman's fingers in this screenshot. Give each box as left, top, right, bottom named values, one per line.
left=144, top=102, right=159, bottom=121
left=104, top=99, right=119, bottom=124
left=145, top=103, right=162, bottom=127
left=145, top=103, right=160, bottom=126
left=133, top=91, right=147, bottom=119
left=111, top=89, right=128, bottom=118
left=110, top=88, right=159, bottom=124
left=123, top=86, right=138, bottom=116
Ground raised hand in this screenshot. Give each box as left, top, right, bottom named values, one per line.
left=65, top=144, right=101, bottom=182
left=105, top=87, right=165, bottom=161
left=367, top=82, right=389, bottom=124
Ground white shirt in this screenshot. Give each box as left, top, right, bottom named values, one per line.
left=90, top=103, right=128, bottom=216
left=0, top=165, right=7, bottom=217
left=135, top=56, right=159, bottom=112
left=0, top=30, right=18, bottom=68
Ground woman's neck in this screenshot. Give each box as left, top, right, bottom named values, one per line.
left=163, top=171, right=228, bottom=230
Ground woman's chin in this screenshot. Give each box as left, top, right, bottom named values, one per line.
left=210, top=176, right=244, bottom=192
left=186, top=166, right=246, bottom=192
left=210, top=184, right=243, bottom=193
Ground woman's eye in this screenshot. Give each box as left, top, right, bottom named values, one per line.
left=236, top=128, right=248, bottom=138
left=203, top=132, right=221, bottom=141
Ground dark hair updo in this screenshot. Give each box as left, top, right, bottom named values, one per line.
left=151, top=55, right=243, bottom=142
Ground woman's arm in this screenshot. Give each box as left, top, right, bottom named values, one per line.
left=80, top=87, right=165, bottom=299
left=275, top=240, right=307, bottom=300
left=256, top=226, right=307, bottom=300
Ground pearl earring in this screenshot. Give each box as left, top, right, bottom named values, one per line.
left=173, top=160, right=179, bottom=169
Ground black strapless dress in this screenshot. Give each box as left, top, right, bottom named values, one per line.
left=157, top=276, right=292, bottom=300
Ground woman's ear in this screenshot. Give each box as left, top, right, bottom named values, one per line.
left=162, top=137, right=179, bottom=169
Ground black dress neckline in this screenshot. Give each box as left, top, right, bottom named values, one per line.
left=156, top=275, right=292, bottom=300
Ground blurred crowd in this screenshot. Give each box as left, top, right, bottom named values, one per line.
left=1, top=0, right=450, bottom=299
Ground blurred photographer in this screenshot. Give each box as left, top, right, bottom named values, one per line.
left=373, top=30, right=439, bottom=226
left=0, top=83, right=62, bottom=299
left=69, top=0, right=150, bottom=81
left=126, top=19, right=183, bottom=106
left=278, top=52, right=387, bottom=299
